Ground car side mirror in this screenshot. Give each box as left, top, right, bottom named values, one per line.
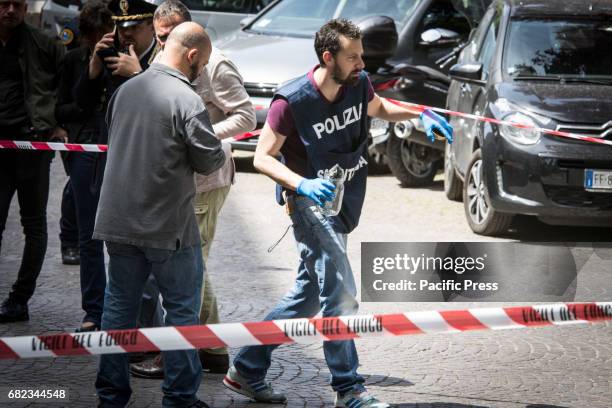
left=240, top=16, right=254, bottom=28
left=420, top=28, right=462, bottom=46
left=357, top=16, right=398, bottom=73
left=449, top=62, right=485, bottom=85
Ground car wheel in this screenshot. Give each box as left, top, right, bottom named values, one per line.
left=444, top=141, right=463, bottom=201
left=463, top=149, right=513, bottom=235
left=386, top=133, right=439, bottom=187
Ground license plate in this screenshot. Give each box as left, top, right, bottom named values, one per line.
left=369, top=118, right=389, bottom=138
left=584, top=169, right=612, bottom=191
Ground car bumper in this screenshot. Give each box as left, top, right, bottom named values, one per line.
left=482, top=130, right=612, bottom=224
left=229, top=138, right=258, bottom=152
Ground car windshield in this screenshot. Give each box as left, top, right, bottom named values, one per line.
left=504, top=18, right=612, bottom=80
left=247, top=0, right=420, bottom=37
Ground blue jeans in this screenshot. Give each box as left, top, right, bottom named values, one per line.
left=68, top=153, right=106, bottom=326
left=96, top=243, right=203, bottom=407
left=137, top=274, right=164, bottom=328
left=234, top=196, right=365, bottom=395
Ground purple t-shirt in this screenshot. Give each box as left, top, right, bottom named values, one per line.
left=267, top=65, right=374, bottom=176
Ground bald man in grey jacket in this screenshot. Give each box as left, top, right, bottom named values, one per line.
left=94, top=22, right=223, bottom=408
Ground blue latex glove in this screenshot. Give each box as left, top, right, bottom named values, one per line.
left=420, top=109, right=454, bottom=144
left=296, top=178, right=336, bottom=207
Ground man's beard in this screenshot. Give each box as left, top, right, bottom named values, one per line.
left=1, top=16, right=23, bottom=30
left=332, top=65, right=361, bottom=87
left=188, top=61, right=200, bottom=82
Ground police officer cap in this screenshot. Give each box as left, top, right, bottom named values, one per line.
left=108, top=0, right=158, bottom=28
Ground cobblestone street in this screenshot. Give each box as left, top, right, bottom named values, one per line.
left=0, top=156, right=611, bottom=407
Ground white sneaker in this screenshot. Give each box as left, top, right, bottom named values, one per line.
left=223, top=365, right=287, bottom=403
left=334, top=390, right=390, bottom=408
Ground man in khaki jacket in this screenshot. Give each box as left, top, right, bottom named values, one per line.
left=130, top=0, right=256, bottom=378
left=193, top=43, right=256, bottom=369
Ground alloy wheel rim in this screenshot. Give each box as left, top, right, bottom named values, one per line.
left=466, top=159, right=489, bottom=224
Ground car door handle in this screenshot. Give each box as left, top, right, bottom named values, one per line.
left=460, top=83, right=470, bottom=95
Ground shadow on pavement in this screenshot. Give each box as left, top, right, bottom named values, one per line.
left=394, top=403, right=570, bottom=408
left=525, top=405, right=571, bottom=408
left=394, top=403, right=488, bottom=408
left=424, top=180, right=444, bottom=192
left=501, top=215, right=612, bottom=241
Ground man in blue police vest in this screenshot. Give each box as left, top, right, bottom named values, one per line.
left=223, top=19, right=453, bottom=407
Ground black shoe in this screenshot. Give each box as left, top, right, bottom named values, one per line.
left=128, top=351, right=158, bottom=364
left=198, top=350, right=229, bottom=374
left=130, top=354, right=164, bottom=379
left=0, top=299, right=29, bottom=323
left=187, top=400, right=210, bottom=408
left=75, top=322, right=99, bottom=332
left=61, top=247, right=80, bottom=265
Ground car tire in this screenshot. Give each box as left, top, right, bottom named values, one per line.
left=463, top=149, right=513, bottom=235
left=386, top=133, right=439, bottom=187
left=444, top=141, right=463, bottom=201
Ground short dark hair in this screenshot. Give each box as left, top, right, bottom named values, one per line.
left=78, top=0, right=113, bottom=37
left=154, top=0, right=192, bottom=23
left=314, top=19, right=361, bottom=66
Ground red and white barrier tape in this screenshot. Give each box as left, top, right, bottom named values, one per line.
left=0, top=129, right=262, bottom=153
left=1, top=302, right=610, bottom=360
left=2, top=98, right=612, bottom=152
left=0, top=140, right=108, bottom=152
left=385, top=98, right=612, bottom=147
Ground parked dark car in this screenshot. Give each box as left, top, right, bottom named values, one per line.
left=219, top=0, right=480, bottom=183
left=444, top=0, right=612, bottom=235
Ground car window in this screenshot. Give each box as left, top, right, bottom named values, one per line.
left=249, top=0, right=421, bottom=37
left=468, top=8, right=494, bottom=59
left=477, top=19, right=498, bottom=80
left=505, top=18, right=612, bottom=79
left=181, top=0, right=252, bottom=13
left=250, top=0, right=338, bottom=36
left=417, top=0, right=471, bottom=39
left=338, top=0, right=415, bottom=25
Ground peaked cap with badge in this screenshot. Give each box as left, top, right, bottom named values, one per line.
left=108, top=0, right=159, bottom=28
